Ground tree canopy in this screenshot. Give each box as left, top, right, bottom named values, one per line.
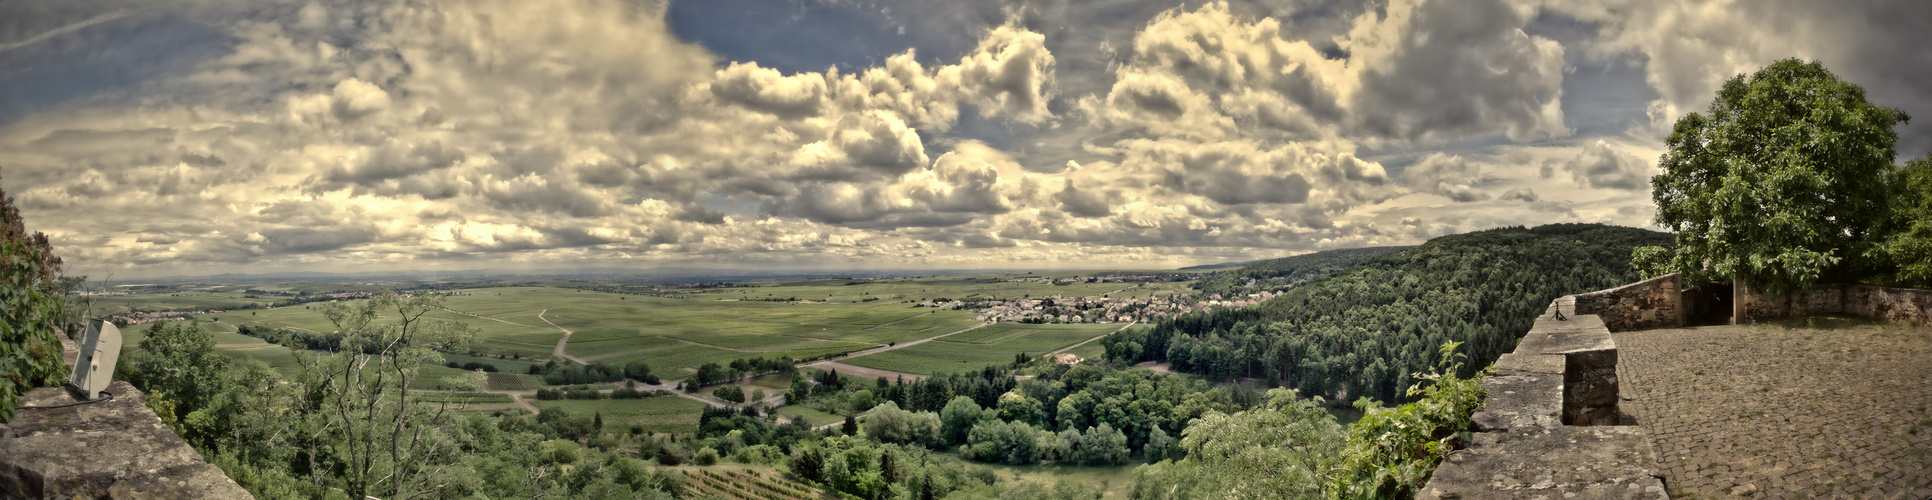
left=1104, top=223, right=1666, bottom=404
left=1643, top=58, right=1910, bottom=294
left=1880, top=156, right=1932, bottom=286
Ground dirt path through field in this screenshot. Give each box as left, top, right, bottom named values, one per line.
left=538, top=308, right=589, bottom=364
left=795, top=321, right=991, bottom=381
left=440, top=307, right=543, bottom=328
left=1049, top=320, right=1136, bottom=356
left=858, top=311, right=934, bottom=331
left=799, top=361, right=928, bottom=382
left=507, top=394, right=540, bottom=415
left=661, top=335, right=758, bottom=353
left=824, top=321, right=989, bottom=360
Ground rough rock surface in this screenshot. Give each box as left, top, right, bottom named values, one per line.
left=1420, top=295, right=1664, bottom=499
left=1574, top=274, right=1682, bottom=332
left=0, top=381, right=252, bottom=500
left=1740, top=282, right=1932, bottom=326
left=1420, top=426, right=1668, bottom=500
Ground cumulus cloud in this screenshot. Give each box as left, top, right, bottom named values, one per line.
left=5, top=0, right=1815, bottom=275
left=1344, top=0, right=1570, bottom=142
left=1079, top=0, right=1569, bottom=143
left=1404, top=153, right=1489, bottom=202
left=1547, top=0, right=1932, bottom=154
left=1499, top=187, right=1539, bottom=202
left=1562, top=140, right=1653, bottom=190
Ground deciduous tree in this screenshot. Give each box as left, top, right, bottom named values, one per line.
left=296, top=291, right=475, bottom=499
left=1642, top=58, right=1909, bottom=294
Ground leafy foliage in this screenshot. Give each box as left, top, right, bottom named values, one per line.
left=1130, top=342, right=1488, bottom=499
left=1331, top=342, right=1489, bottom=497
left=1104, top=224, right=1664, bottom=403
left=1645, top=58, right=1909, bottom=294
left=1879, top=155, right=1932, bottom=287
left=293, top=291, right=477, bottom=499
left=0, top=176, right=73, bottom=423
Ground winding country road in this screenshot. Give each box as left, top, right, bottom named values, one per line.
left=537, top=308, right=589, bottom=364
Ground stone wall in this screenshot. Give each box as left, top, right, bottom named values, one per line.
left=1419, top=294, right=1668, bottom=499
left=1739, top=282, right=1845, bottom=321
left=1739, top=282, right=1932, bottom=326
left=1843, top=285, right=1932, bottom=326
left=1423, top=276, right=1932, bottom=498
left=1573, top=273, right=1683, bottom=332
left=0, top=334, right=252, bottom=499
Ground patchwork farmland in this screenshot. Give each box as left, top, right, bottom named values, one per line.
left=110, top=272, right=1196, bottom=432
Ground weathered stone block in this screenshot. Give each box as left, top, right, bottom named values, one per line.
left=1565, top=369, right=1619, bottom=408
left=1418, top=426, right=1667, bottom=500
left=1566, top=349, right=1618, bottom=371
left=1470, top=374, right=1562, bottom=432
left=1573, top=274, right=1683, bottom=332
left=1, top=381, right=252, bottom=500
left=1492, top=352, right=1563, bottom=375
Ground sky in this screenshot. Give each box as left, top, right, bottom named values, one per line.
left=1, top=0, right=1929, bottom=279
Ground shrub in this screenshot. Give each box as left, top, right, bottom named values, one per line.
left=693, top=446, right=720, bottom=466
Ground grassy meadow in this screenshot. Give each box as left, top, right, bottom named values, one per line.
left=838, top=323, right=1119, bottom=375
left=108, top=271, right=1187, bottom=433
left=530, top=397, right=712, bottom=434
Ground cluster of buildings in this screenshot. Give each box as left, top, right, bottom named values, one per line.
left=924, top=290, right=1283, bottom=324
left=105, top=310, right=220, bottom=326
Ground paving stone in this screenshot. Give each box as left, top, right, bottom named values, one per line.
left=1614, top=321, right=1932, bottom=499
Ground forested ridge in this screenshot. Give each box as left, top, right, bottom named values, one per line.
left=1104, top=223, right=1671, bottom=404
left=1190, top=245, right=1410, bottom=297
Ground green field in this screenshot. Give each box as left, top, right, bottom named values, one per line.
left=485, top=373, right=544, bottom=391
left=839, top=323, right=1119, bottom=375
left=530, top=397, right=712, bottom=433
left=127, top=272, right=1190, bottom=384
left=775, top=405, right=844, bottom=427
left=978, top=462, right=1141, bottom=499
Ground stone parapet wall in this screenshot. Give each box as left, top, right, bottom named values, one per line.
left=1419, top=294, right=1667, bottom=499
left=1, top=382, right=253, bottom=499
left=1740, top=282, right=1932, bottom=326
left=1839, top=285, right=1932, bottom=326
left=1573, top=274, right=1683, bottom=332
left=2, top=332, right=252, bottom=499
left=1739, top=283, right=1845, bottom=320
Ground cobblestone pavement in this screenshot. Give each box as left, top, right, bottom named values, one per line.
left=1615, top=318, right=1932, bottom=499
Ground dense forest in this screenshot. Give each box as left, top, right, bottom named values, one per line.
left=1104, top=223, right=1670, bottom=404
left=1190, top=245, right=1410, bottom=297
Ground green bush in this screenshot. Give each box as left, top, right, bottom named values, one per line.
left=0, top=238, right=72, bottom=424
left=1129, top=342, right=1488, bottom=499
left=1331, top=342, right=1489, bottom=498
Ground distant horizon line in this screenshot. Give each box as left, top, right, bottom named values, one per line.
left=89, top=264, right=1237, bottom=284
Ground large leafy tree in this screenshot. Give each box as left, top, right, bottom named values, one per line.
left=1643, top=59, right=1909, bottom=294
